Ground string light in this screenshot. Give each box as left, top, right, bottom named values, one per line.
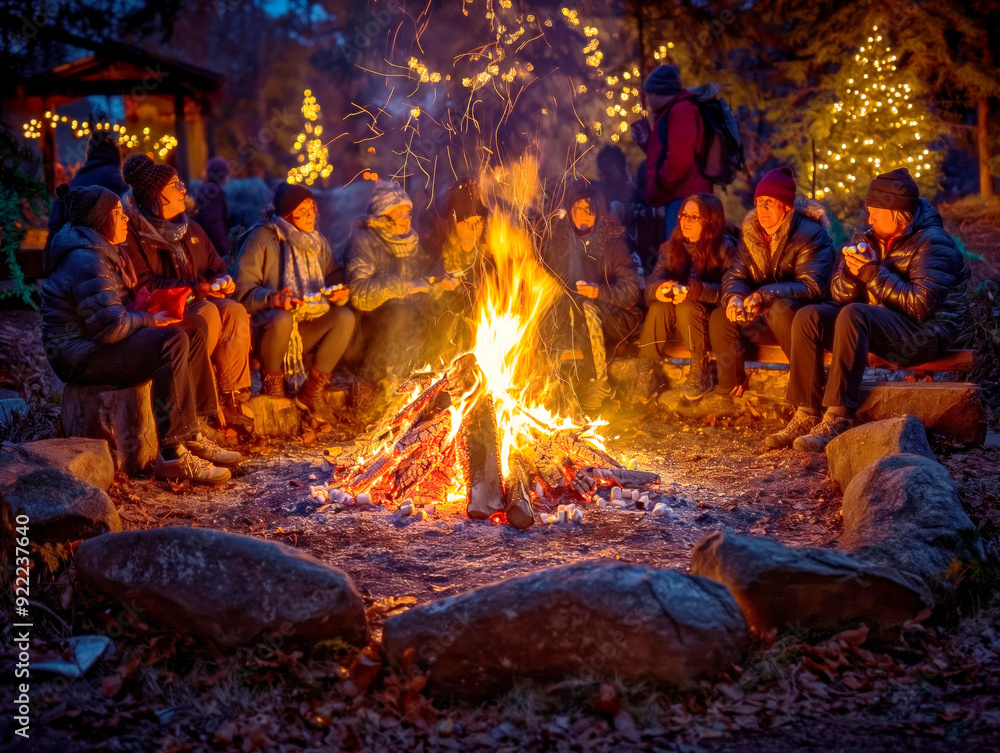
left=287, top=89, right=333, bottom=185
left=20, top=111, right=177, bottom=156
left=812, top=25, right=940, bottom=205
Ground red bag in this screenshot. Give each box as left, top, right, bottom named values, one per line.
left=134, top=286, right=191, bottom=320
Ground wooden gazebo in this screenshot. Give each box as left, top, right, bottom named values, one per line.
left=13, top=30, right=224, bottom=188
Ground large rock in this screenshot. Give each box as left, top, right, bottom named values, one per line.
left=841, top=454, right=984, bottom=584
left=382, top=560, right=748, bottom=694
left=75, top=527, right=368, bottom=648
left=856, top=382, right=986, bottom=445
left=825, top=415, right=934, bottom=492
left=20, top=438, right=115, bottom=491
left=248, top=395, right=301, bottom=438
left=691, top=531, right=930, bottom=638
left=0, top=455, right=121, bottom=544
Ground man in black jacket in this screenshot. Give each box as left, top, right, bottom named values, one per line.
left=709, top=167, right=835, bottom=396
left=768, top=168, right=968, bottom=451
left=540, top=184, right=640, bottom=412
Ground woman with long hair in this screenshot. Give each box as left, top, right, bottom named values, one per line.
left=636, top=192, right=737, bottom=401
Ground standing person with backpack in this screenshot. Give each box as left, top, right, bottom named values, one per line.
left=637, top=65, right=712, bottom=242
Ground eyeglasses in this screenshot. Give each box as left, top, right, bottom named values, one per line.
left=168, top=179, right=186, bottom=192
left=678, top=212, right=703, bottom=223
left=755, top=198, right=782, bottom=211
left=389, top=211, right=412, bottom=222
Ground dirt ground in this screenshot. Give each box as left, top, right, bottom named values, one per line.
left=106, top=410, right=842, bottom=606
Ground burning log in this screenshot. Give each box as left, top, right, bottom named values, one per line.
left=577, top=466, right=661, bottom=489
left=503, top=450, right=535, bottom=530
left=464, top=394, right=505, bottom=520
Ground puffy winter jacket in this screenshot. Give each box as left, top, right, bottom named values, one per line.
left=345, top=226, right=434, bottom=312
left=234, top=219, right=345, bottom=314
left=723, top=197, right=835, bottom=306
left=643, top=91, right=712, bottom=207
left=540, top=209, right=640, bottom=315
left=123, top=211, right=227, bottom=295
left=831, top=198, right=967, bottom=345
left=40, top=224, right=154, bottom=381
left=645, top=230, right=737, bottom=308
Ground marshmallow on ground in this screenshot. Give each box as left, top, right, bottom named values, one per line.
left=399, top=504, right=414, bottom=516
left=611, top=487, right=623, bottom=500
left=356, top=493, right=371, bottom=505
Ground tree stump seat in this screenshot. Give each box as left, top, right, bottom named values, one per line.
left=60, top=381, right=158, bottom=474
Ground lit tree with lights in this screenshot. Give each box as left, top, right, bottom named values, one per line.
left=287, top=89, right=332, bottom=186
left=808, top=25, right=942, bottom=213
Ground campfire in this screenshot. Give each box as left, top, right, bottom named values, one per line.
left=327, top=170, right=659, bottom=528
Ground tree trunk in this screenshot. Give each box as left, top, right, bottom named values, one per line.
left=61, top=382, right=158, bottom=474
left=977, top=97, right=995, bottom=198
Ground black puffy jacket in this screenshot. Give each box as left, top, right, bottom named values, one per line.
left=831, top=198, right=967, bottom=345
left=723, top=197, right=835, bottom=306
left=40, top=224, right=154, bottom=381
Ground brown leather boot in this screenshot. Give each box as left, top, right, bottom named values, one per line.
left=261, top=370, right=285, bottom=398
left=295, top=368, right=333, bottom=417
left=220, top=389, right=255, bottom=431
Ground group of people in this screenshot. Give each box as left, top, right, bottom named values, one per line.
left=38, top=62, right=968, bottom=486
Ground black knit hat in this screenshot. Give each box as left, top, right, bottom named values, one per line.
left=445, top=180, right=487, bottom=223
left=123, top=154, right=177, bottom=214
left=643, top=64, right=682, bottom=96
left=56, top=184, right=120, bottom=235
left=85, top=131, right=121, bottom=168
left=866, top=168, right=920, bottom=212
left=273, top=182, right=314, bottom=218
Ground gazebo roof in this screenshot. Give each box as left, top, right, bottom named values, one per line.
left=18, top=30, right=223, bottom=103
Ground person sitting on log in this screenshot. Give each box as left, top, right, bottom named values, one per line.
left=122, top=154, right=254, bottom=435
left=637, top=192, right=737, bottom=402
left=40, top=185, right=232, bottom=484
left=425, top=179, right=493, bottom=363
left=539, top=182, right=641, bottom=413
left=767, top=168, right=968, bottom=452
left=234, top=183, right=355, bottom=423
left=346, top=181, right=460, bottom=423
left=709, top=166, right=835, bottom=398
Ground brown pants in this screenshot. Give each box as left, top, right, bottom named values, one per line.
left=187, top=298, right=252, bottom=392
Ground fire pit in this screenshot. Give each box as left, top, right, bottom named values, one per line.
left=322, top=204, right=660, bottom=528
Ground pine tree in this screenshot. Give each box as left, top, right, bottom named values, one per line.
left=806, top=24, right=942, bottom=214
left=287, top=88, right=331, bottom=186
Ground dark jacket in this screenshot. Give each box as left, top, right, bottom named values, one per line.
left=345, top=226, right=433, bottom=312
left=194, top=180, right=231, bottom=256
left=123, top=211, right=227, bottom=296
left=645, top=229, right=737, bottom=308
left=540, top=202, right=640, bottom=315
left=40, top=224, right=154, bottom=381
left=722, top=197, right=835, bottom=306
left=45, top=138, right=129, bottom=248
left=234, top=219, right=345, bottom=314
left=831, top=198, right=967, bottom=346
left=644, top=91, right=712, bottom=206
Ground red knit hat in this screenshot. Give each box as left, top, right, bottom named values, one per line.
left=754, top=166, right=796, bottom=207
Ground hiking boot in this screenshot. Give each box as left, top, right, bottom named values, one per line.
left=153, top=447, right=231, bottom=485
left=577, top=378, right=611, bottom=413
left=261, top=370, right=285, bottom=398
left=186, top=432, right=243, bottom=467
left=295, top=368, right=334, bottom=420
left=633, top=359, right=661, bottom=405
left=765, top=408, right=820, bottom=449
left=680, top=369, right=713, bottom=401
left=793, top=408, right=854, bottom=452
left=220, top=390, right=255, bottom=432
